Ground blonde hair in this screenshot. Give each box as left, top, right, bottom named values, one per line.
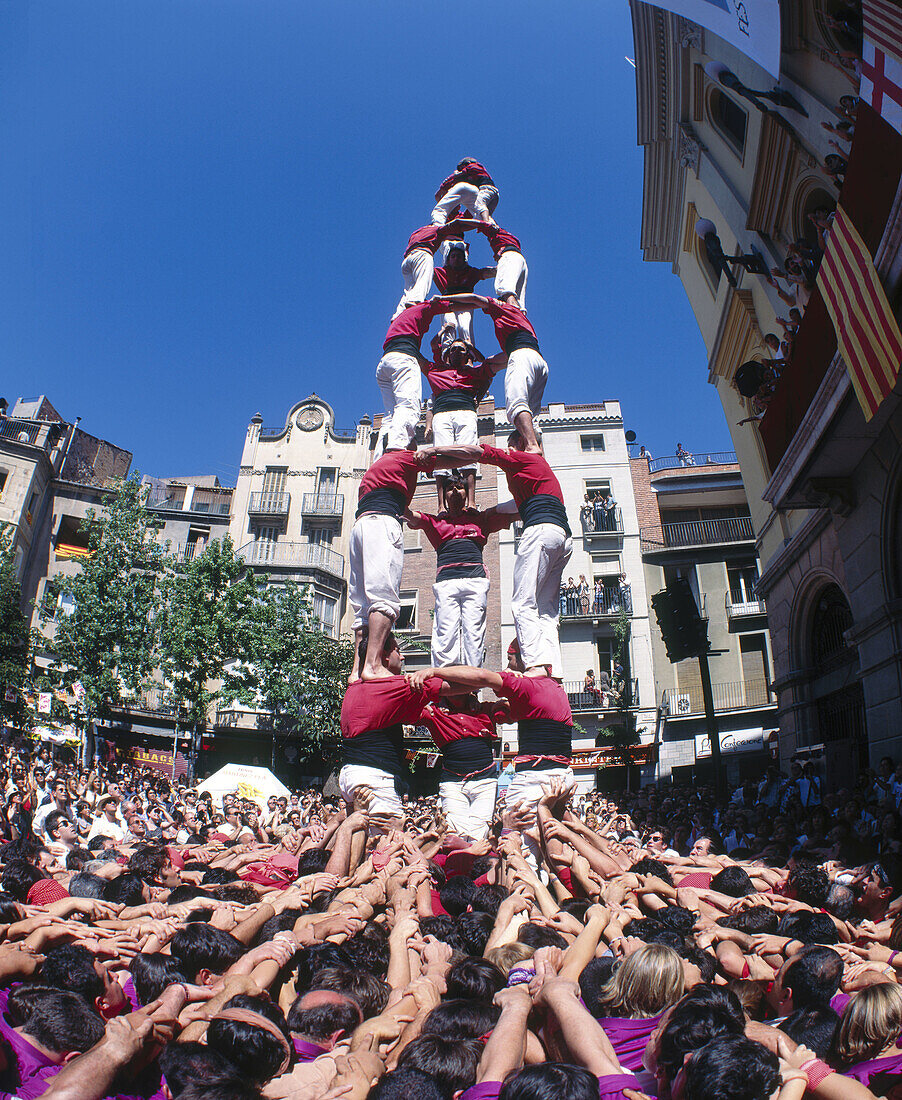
left=485, top=943, right=535, bottom=975
left=595, top=944, right=685, bottom=1019
left=835, top=983, right=902, bottom=1064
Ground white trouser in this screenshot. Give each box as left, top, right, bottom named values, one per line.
left=348, top=514, right=403, bottom=627
left=439, top=775, right=497, bottom=840
left=495, top=250, right=528, bottom=311
left=512, top=523, right=572, bottom=676
left=505, top=766, right=575, bottom=870
left=443, top=309, right=475, bottom=345
left=432, top=408, right=478, bottom=476
left=376, top=351, right=422, bottom=453
left=392, top=250, right=434, bottom=319
left=505, top=348, right=548, bottom=424
left=431, top=575, right=490, bottom=666
left=431, top=182, right=498, bottom=225
left=339, top=765, right=403, bottom=817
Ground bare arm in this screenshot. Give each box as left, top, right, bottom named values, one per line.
left=483, top=352, right=508, bottom=375
left=408, top=665, right=505, bottom=694
left=476, top=986, right=532, bottom=1083
left=439, top=293, right=490, bottom=310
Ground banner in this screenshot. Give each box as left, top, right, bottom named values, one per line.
left=37, top=693, right=52, bottom=715
left=862, top=0, right=902, bottom=134
left=647, top=0, right=781, bottom=78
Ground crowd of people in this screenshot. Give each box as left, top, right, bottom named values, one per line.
left=0, top=733, right=900, bottom=1100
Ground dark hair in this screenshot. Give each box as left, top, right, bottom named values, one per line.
left=658, top=994, right=745, bottom=1084
left=788, top=863, right=830, bottom=908
left=421, top=999, right=500, bottom=1040
left=43, top=810, right=73, bottom=840
left=396, top=1035, right=481, bottom=1096
left=310, top=966, right=389, bottom=1018
left=445, top=957, right=506, bottom=1002
left=779, top=911, right=839, bottom=947
left=779, top=1006, right=840, bottom=1058
left=127, top=843, right=170, bottom=885
left=170, top=925, right=246, bottom=982
left=65, top=847, right=92, bottom=871
left=439, top=876, right=477, bottom=917
left=499, top=1063, right=599, bottom=1100
left=710, top=866, right=756, bottom=898
left=470, top=884, right=508, bottom=917
left=206, top=993, right=291, bottom=1085
left=824, top=883, right=855, bottom=922
left=631, top=858, right=674, bottom=886
left=203, top=867, right=241, bottom=885
left=130, top=952, right=189, bottom=1006
left=516, top=923, right=567, bottom=950
left=367, top=1070, right=445, bottom=1100
left=295, top=943, right=352, bottom=993
left=343, top=925, right=390, bottom=978
left=40, top=944, right=103, bottom=1003
left=450, top=912, right=495, bottom=956
left=783, top=947, right=843, bottom=1008
left=287, top=992, right=362, bottom=1041
left=102, top=872, right=147, bottom=907
left=578, top=957, right=616, bottom=1017
left=1, top=859, right=44, bottom=901
left=256, top=910, right=306, bottom=946
left=357, top=628, right=396, bottom=671
left=421, top=916, right=456, bottom=943
left=717, top=906, right=779, bottom=935
left=683, top=1035, right=780, bottom=1100
left=684, top=945, right=718, bottom=984
left=657, top=905, right=697, bottom=937
left=7, top=986, right=104, bottom=1053
left=296, top=849, right=331, bottom=876
left=159, top=1040, right=241, bottom=1097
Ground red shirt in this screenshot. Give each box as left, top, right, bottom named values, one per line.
left=421, top=358, right=495, bottom=401
left=418, top=510, right=510, bottom=551
left=340, top=676, right=443, bottom=738
left=383, top=299, right=452, bottom=351
left=433, top=263, right=484, bottom=295
left=496, top=671, right=573, bottom=725
left=357, top=449, right=433, bottom=508
left=476, top=223, right=522, bottom=260
left=481, top=298, right=536, bottom=351
left=480, top=445, right=564, bottom=507
left=404, top=224, right=464, bottom=258
left=435, top=162, right=494, bottom=199
left=418, top=702, right=500, bottom=748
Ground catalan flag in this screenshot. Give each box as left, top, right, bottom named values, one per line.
left=863, top=0, right=902, bottom=133
left=817, top=204, right=902, bottom=421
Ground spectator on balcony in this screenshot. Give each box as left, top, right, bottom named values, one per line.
left=577, top=574, right=590, bottom=614
left=638, top=444, right=653, bottom=461
left=593, top=577, right=605, bottom=613
left=564, top=577, right=578, bottom=616
left=580, top=492, right=594, bottom=532
left=592, top=490, right=606, bottom=530
left=675, top=442, right=695, bottom=467
left=617, top=572, right=631, bottom=614
left=583, top=670, right=602, bottom=704
left=820, top=153, right=848, bottom=188
left=602, top=492, right=617, bottom=531
left=808, top=207, right=835, bottom=252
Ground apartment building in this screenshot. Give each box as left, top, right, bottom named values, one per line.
left=632, top=448, right=777, bottom=785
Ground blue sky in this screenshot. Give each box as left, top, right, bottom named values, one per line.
left=1, top=1, right=732, bottom=482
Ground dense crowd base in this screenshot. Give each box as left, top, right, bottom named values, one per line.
left=1, top=746, right=902, bottom=1099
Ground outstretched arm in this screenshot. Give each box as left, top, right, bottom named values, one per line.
left=439, top=293, right=490, bottom=310
left=484, top=352, right=507, bottom=375
left=427, top=444, right=487, bottom=468
left=408, top=665, right=505, bottom=695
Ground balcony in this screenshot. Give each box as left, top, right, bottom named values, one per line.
left=663, top=678, right=774, bottom=717
left=560, top=587, right=631, bottom=621
left=1, top=418, right=60, bottom=451
left=238, top=540, right=345, bottom=579
left=300, top=493, right=344, bottom=517
left=115, top=687, right=184, bottom=717
left=648, top=451, right=737, bottom=473
left=640, top=515, right=754, bottom=552
left=725, top=593, right=767, bottom=621
left=582, top=507, right=623, bottom=540
left=248, top=491, right=291, bottom=517
left=564, top=677, right=640, bottom=712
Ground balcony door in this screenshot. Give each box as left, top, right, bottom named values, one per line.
left=255, top=525, right=279, bottom=562
left=728, top=562, right=759, bottom=605
left=261, top=467, right=287, bottom=512
left=317, top=467, right=338, bottom=498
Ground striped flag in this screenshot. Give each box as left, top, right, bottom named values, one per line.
left=862, top=0, right=902, bottom=133
left=817, top=205, right=902, bottom=420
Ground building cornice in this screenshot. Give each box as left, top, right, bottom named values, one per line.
left=756, top=508, right=832, bottom=597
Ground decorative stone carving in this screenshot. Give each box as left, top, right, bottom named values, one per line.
left=677, top=17, right=703, bottom=51
left=677, top=123, right=703, bottom=174
left=804, top=478, right=856, bottom=517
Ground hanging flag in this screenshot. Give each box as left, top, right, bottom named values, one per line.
left=862, top=0, right=902, bottom=134
left=817, top=205, right=902, bottom=421
left=644, top=0, right=781, bottom=78
left=72, top=681, right=85, bottom=702
left=37, top=693, right=52, bottom=715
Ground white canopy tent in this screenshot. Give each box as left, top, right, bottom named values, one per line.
left=197, top=763, right=292, bottom=808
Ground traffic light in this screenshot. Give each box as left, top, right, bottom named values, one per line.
left=651, top=578, right=709, bottom=662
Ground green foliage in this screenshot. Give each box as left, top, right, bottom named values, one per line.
left=43, top=476, right=165, bottom=719
left=222, top=580, right=353, bottom=767
left=158, top=536, right=259, bottom=729
left=0, top=545, right=28, bottom=724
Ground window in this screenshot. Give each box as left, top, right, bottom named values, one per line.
left=58, top=590, right=76, bottom=617
left=396, top=592, right=418, bottom=632
left=709, top=88, right=747, bottom=155
left=308, top=526, right=335, bottom=546
left=313, top=593, right=337, bottom=637
left=262, top=468, right=287, bottom=495
left=580, top=435, right=605, bottom=452
left=585, top=479, right=612, bottom=496
left=696, top=234, right=723, bottom=293
left=0, top=469, right=7, bottom=499
left=811, top=584, right=854, bottom=667
left=317, top=467, right=338, bottom=494
left=727, top=562, right=759, bottom=604
left=218, top=501, right=230, bottom=515
left=254, top=526, right=279, bottom=563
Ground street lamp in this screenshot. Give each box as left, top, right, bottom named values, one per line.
left=694, top=219, right=771, bottom=288
left=704, top=61, right=808, bottom=116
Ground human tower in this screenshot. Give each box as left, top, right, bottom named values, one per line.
left=339, top=160, right=575, bottom=849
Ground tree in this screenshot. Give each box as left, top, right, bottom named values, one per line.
left=43, top=477, right=165, bottom=740
left=0, top=540, right=29, bottom=727
left=223, top=580, right=353, bottom=771
left=158, top=535, right=259, bottom=737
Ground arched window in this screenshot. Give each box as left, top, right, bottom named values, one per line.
left=796, top=186, right=836, bottom=251
left=811, top=583, right=854, bottom=667
left=695, top=234, right=723, bottom=293
left=708, top=89, right=747, bottom=156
